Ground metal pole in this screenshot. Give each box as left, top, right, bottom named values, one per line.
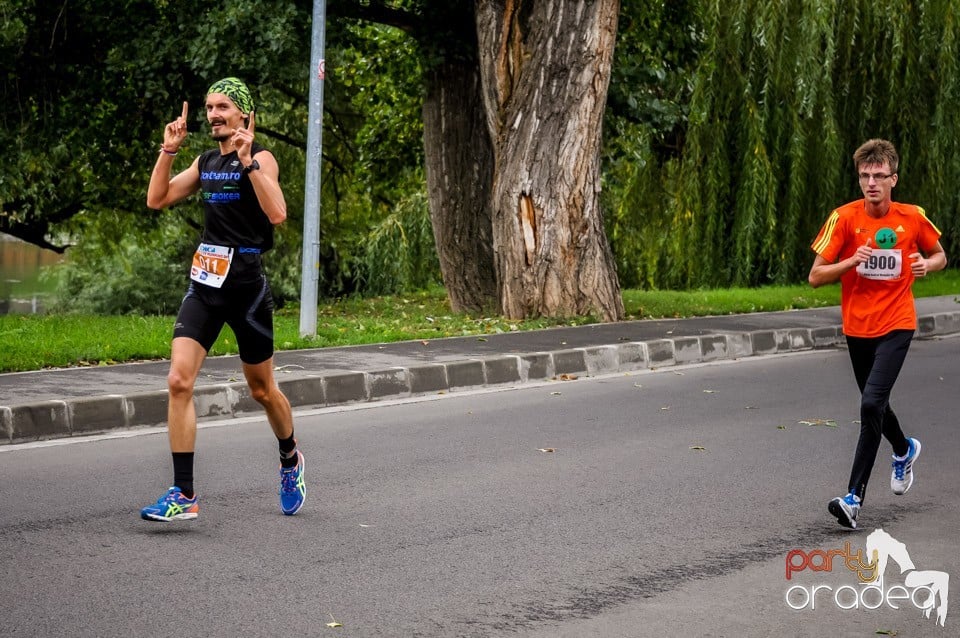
left=299, top=0, right=326, bottom=337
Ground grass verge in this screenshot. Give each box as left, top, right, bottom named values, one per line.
left=1, top=272, right=958, bottom=373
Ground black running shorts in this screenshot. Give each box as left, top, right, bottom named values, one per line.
left=173, top=276, right=275, bottom=364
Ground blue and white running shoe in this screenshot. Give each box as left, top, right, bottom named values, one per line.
left=828, top=491, right=860, bottom=529
left=279, top=450, right=305, bottom=516
left=140, top=487, right=199, bottom=522
left=891, top=437, right=921, bottom=495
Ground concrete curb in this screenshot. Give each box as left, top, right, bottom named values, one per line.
left=3, top=313, right=959, bottom=446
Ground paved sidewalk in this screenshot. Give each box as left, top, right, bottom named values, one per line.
left=2, top=295, right=959, bottom=445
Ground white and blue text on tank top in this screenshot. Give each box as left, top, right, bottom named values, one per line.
left=202, top=169, right=243, bottom=203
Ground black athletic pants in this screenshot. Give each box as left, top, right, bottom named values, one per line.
left=845, top=329, right=913, bottom=502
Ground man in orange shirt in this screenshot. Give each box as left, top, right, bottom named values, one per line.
left=809, top=138, right=946, bottom=529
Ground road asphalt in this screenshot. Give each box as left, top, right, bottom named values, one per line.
left=2, top=295, right=959, bottom=445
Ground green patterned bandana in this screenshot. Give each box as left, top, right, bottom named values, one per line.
left=206, top=77, right=254, bottom=114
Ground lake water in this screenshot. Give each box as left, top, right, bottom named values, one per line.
left=0, top=234, right=65, bottom=314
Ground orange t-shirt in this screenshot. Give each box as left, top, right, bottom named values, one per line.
left=811, top=200, right=941, bottom=338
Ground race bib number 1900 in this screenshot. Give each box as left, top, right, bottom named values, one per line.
left=856, top=248, right=901, bottom=281
left=190, top=243, right=234, bottom=288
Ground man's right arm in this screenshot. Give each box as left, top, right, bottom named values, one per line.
left=146, top=154, right=200, bottom=210
left=146, top=101, right=200, bottom=210
left=808, top=240, right=872, bottom=288
left=809, top=254, right=855, bottom=288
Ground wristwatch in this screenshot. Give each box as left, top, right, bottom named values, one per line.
left=242, top=159, right=260, bottom=175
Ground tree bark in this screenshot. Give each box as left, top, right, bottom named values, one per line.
left=422, top=60, right=498, bottom=314
left=475, top=0, right=624, bottom=321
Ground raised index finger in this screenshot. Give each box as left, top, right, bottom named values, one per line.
left=180, top=101, right=188, bottom=122
left=246, top=110, right=255, bottom=134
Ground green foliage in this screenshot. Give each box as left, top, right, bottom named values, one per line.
left=669, top=1, right=849, bottom=288
left=354, top=174, right=442, bottom=295
left=1, top=0, right=436, bottom=312
left=606, top=0, right=960, bottom=290
left=309, top=20, right=433, bottom=299
left=0, top=0, right=311, bottom=243
left=14, top=0, right=960, bottom=311
left=48, top=217, right=192, bottom=315
left=337, top=22, right=425, bottom=198
left=603, top=0, right=701, bottom=289
left=605, top=0, right=698, bottom=160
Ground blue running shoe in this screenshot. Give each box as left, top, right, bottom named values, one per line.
left=828, top=491, right=860, bottom=529
left=891, top=437, right=921, bottom=495
left=279, top=450, right=305, bottom=516
left=140, top=487, right=199, bottom=522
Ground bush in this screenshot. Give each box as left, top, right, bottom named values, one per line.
left=353, top=187, right=442, bottom=296
left=50, top=220, right=192, bottom=315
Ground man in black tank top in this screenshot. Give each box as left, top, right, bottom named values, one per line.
left=142, top=77, right=305, bottom=522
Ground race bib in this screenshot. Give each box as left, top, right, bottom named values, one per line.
left=190, top=243, right=234, bottom=288
left=856, top=249, right=901, bottom=280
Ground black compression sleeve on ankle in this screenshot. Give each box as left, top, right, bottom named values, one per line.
left=278, top=433, right=297, bottom=457
left=172, top=452, right=195, bottom=498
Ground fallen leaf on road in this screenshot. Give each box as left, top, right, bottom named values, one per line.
left=703, top=389, right=716, bottom=394
left=777, top=425, right=786, bottom=430
left=690, top=445, right=706, bottom=451
left=538, top=448, right=556, bottom=453
left=799, top=419, right=838, bottom=427
left=660, top=406, right=671, bottom=411
left=550, top=391, right=562, bottom=396
left=326, top=613, right=343, bottom=628
left=559, top=373, right=578, bottom=381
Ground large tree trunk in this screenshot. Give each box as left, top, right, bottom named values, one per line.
left=475, top=0, right=624, bottom=321
left=422, top=60, right=498, bottom=314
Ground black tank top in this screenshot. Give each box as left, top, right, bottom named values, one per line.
left=196, top=143, right=274, bottom=285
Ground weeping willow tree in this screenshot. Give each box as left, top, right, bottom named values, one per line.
left=612, top=0, right=960, bottom=289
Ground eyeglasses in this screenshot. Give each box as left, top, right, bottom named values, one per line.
left=858, top=172, right=895, bottom=182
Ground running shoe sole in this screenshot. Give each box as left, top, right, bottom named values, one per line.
left=828, top=497, right=857, bottom=529
left=141, top=511, right=198, bottom=522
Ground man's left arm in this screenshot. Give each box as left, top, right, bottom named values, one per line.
left=232, top=111, right=287, bottom=225
left=246, top=150, right=287, bottom=225
left=910, top=240, right=947, bottom=277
